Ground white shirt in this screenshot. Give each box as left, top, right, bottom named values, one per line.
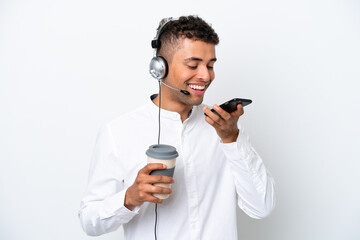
left=79, top=96, right=275, bottom=240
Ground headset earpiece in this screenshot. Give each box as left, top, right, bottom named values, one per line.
left=149, top=18, right=176, bottom=80
left=149, top=56, right=168, bottom=80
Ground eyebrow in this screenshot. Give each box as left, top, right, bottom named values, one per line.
left=184, top=57, right=217, bottom=63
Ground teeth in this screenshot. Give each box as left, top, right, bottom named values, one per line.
left=189, top=84, right=205, bottom=90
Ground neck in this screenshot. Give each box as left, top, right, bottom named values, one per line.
left=152, top=90, right=192, bottom=123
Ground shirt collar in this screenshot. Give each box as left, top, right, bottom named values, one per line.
left=149, top=94, right=194, bottom=121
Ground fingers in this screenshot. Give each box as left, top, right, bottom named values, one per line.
left=137, top=164, right=174, bottom=198
left=213, top=104, right=232, bottom=120
left=139, top=163, right=167, bottom=174
left=203, top=104, right=241, bottom=143
left=203, top=104, right=244, bottom=123
left=203, top=106, right=221, bottom=126
left=137, top=191, right=164, bottom=204
left=143, top=194, right=164, bottom=204
left=212, top=104, right=244, bottom=119
left=138, top=184, right=173, bottom=195
left=137, top=183, right=173, bottom=204
left=126, top=164, right=175, bottom=208
left=231, top=104, right=244, bottom=117
left=136, top=173, right=175, bottom=185
left=203, top=105, right=230, bottom=127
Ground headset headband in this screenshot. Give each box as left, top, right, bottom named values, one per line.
left=151, top=18, right=178, bottom=54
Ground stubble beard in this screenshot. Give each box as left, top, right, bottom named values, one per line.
left=176, top=91, right=204, bottom=107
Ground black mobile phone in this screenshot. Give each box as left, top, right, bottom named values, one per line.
left=205, top=98, right=252, bottom=116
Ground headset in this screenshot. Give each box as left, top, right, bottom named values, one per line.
left=149, top=18, right=190, bottom=95
left=149, top=18, right=175, bottom=80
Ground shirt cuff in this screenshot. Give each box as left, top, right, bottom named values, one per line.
left=100, top=188, right=140, bottom=222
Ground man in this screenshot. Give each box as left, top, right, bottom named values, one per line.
left=79, top=16, right=275, bottom=240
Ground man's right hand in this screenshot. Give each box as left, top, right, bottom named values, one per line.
left=124, top=163, right=175, bottom=210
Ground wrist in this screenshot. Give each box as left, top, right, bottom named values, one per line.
left=221, top=129, right=239, bottom=143
left=124, top=188, right=136, bottom=210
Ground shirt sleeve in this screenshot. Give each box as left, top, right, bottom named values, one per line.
left=78, top=125, right=139, bottom=236
left=220, top=123, right=276, bottom=219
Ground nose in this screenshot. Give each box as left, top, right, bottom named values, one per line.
left=197, top=65, right=212, bottom=82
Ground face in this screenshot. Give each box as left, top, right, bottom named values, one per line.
left=164, top=38, right=216, bottom=107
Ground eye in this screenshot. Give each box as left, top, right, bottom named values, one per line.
left=207, top=65, right=214, bottom=69
left=188, top=65, right=197, bottom=70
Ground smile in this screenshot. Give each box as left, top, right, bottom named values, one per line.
left=188, top=84, right=205, bottom=90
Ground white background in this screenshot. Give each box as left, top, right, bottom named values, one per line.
left=1, top=0, right=359, bottom=239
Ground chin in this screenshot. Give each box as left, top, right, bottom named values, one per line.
left=188, top=97, right=204, bottom=106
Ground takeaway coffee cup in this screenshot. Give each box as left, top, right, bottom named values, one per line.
left=146, top=144, right=178, bottom=199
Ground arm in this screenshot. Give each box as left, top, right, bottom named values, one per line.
left=203, top=104, right=276, bottom=218
left=78, top=125, right=136, bottom=236
left=79, top=125, right=174, bottom=236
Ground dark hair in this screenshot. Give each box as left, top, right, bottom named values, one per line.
left=157, top=16, right=219, bottom=61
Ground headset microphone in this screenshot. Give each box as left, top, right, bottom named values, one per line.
left=159, top=80, right=190, bottom=95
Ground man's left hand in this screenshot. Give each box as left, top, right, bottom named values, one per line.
left=203, top=104, right=244, bottom=143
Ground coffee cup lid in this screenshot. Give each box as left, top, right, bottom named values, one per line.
left=146, top=144, right=179, bottom=159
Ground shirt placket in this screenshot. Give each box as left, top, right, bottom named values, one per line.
left=181, top=120, right=201, bottom=240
